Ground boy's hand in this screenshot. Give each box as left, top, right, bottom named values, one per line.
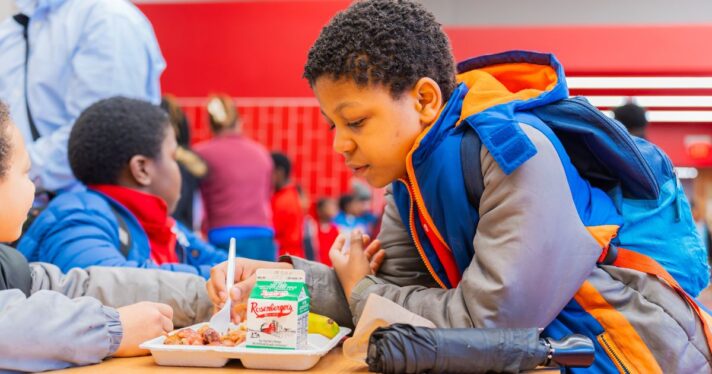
left=330, top=230, right=385, bottom=299
left=207, top=258, right=293, bottom=322
left=114, top=302, right=173, bottom=357
left=363, top=235, right=386, bottom=275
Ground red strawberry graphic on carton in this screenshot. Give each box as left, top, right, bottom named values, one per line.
left=260, top=320, right=278, bottom=335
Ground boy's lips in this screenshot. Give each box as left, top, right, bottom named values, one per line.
left=348, top=164, right=370, bottom=177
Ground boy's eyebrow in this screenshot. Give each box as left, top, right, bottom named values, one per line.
left=320, top=101, right=360, bottom=122
left=319, top=110, right=335, bottom=123
left=334, top=101, right=358, bottom=114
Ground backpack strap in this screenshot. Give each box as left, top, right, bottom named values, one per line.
left=0, top=244, right=33, bottom=296
left=108, top=205, right=132, bottom=258
left=605, top=246, right=712, bottom=353
left=460, top=127, right=485, bottom=212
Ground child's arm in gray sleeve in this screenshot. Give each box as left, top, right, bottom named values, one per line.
left=287, top=256, right=354, bottom=328
left=0, top=289, right=122, bottom=372
left=30, top=263, right=213, bottom=327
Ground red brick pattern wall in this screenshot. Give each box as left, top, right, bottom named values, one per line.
left=179, top=98, right=386, bottom=212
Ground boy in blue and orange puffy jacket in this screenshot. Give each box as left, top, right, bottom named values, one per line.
left=209, top=1, right=712, bottom=371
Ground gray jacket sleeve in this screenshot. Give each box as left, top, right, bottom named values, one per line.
left=348, top=124, right=602, bottom=328
left=288, top=257, right=354, bottom=328
left=0, top=289, right=122, bottom=372
left=29, top=263, right=214, bottom=327
left=0, top=263, right=213, bottom=372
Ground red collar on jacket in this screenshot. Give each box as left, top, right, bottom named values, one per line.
left=90, top=184, right=178, bottom=265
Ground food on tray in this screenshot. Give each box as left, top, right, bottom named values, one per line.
left=233, top=302, right=247, bottom=322
left=163, top=324, right=247, bottom=347
left=308, top=312, right=340, bottom=339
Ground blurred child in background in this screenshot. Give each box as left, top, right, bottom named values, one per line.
left=334, top=193, right=374, bottom=236
left=271, top=152, right=306, bottom=258
left=297, top=186, right=319, bottom=261
left=315, top=197, right=339, bottom=266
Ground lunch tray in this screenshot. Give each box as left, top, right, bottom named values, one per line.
left=139, top=322, right=351, bottom=370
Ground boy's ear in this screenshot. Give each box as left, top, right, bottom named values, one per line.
left=413, top=77, right=443, bottom=126
left=127, top=155, right=153, bottom=187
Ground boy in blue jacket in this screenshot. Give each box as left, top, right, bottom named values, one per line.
left=209, top=1, right=712, bottom=372
left=19, top=97, right=226, bottom=278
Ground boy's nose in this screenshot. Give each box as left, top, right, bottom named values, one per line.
left=332, top=132, right=356, bottom=154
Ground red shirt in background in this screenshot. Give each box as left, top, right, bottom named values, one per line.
left=317, top=222, right=339, bottom=267
left=90, top=184, right=178, bottom=265
left=194, top=133, right=274, bottom=231
left=272, top=183, right=305, bottom=258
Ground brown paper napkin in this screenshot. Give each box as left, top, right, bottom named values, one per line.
left=343, top=294, right=436, bottom=362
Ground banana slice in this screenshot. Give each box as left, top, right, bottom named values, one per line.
left=307, top=312, right=340, bottom=339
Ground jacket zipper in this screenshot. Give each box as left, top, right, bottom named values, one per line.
left=171, top=225, right=188, bottom=262
left=656, top=146, right=683, bottom=222
left=598, top=333, right=631, bottom=374
left=396, top=178, right=448, bottom=289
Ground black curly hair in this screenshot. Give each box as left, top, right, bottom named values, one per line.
left=69, top=97, right=170, bottom=185
left=303, top=0, right=456, bottom=101
left=0, top=100, right=11, bottom=179
left=271, top=151, right=292, bottom=177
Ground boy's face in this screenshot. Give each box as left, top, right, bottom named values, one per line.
left=272, top=168, right=287, bottom=191
left=355, top=198, right=371, bottom=216
left=146, top=126, right=182, bottom=213
left=299, top=191, right=311, bottom=213
left=314, top=77, right=425, bottom=188
left=0, top=123, right=35, bottom=242
left=319, top=199, right=338, bottom=221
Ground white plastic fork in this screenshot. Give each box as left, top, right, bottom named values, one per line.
left=209, top=237, right=236, bottom=335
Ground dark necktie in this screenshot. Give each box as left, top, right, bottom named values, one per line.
left=13, top=13, right=40, bottom=141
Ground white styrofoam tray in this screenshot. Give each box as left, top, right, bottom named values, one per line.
left=139, top=322, right=351, bottom=370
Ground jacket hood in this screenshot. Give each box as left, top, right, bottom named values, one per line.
left=455, top=50, right=569, bottom=123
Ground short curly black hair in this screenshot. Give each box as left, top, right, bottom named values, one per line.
left=271, top=151, right=291, bottom=177
left=69, top=97, right=170, bottom=185
left=0, top=100, right=11, bottom=180
left=304, top=0, right=456, bottom=101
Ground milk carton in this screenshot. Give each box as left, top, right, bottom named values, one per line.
left=246, top=268, right=310, bottom=350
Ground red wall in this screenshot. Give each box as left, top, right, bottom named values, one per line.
left=138, top=2, right=712, bottom=97
left=138, top=1, right=351, bottom=97
left=447, top=25, right=712, bottom=76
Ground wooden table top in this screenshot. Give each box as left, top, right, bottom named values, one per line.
left=52, top=347, right=372, bottom=373
left=50, top=347, right=559, bottom=373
